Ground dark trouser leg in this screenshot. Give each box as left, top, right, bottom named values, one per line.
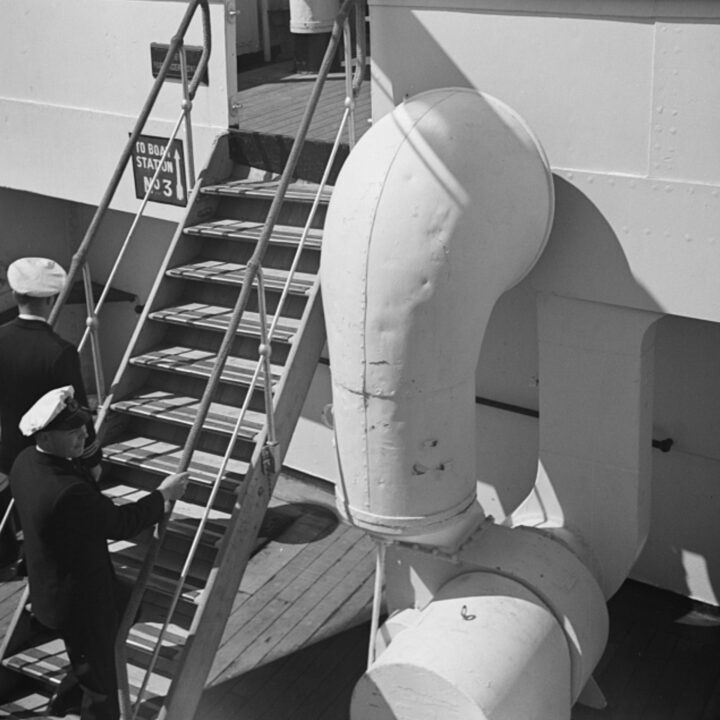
left=0, top=487, right=19, bottom=569
left=62, top=613, right=120, bottom=720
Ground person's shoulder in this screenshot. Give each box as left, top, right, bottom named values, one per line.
left=9, top=447, right=41, bottom=488
left=19, top=324, right=73, bottom=354
left=12, top=445, right=39, bottom=466
left=0, top=319, right=59, bottom=344
left=0, top=317, right=20, bottom=340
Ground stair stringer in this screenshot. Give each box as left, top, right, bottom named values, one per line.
left=154, top=280, right=327, bottom=720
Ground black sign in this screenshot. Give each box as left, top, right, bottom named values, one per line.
left=150, top=43, right=209, bottom=86
left=131, top=134, right=188, bottom=207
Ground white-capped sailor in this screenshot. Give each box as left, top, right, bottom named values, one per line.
left=7, top=257, right=67, bottom=298
left=9, top=385, right=189, bottom=719
left=19, top=385, right=93, bottom=460
left=0, top=257, right=100, bottom=578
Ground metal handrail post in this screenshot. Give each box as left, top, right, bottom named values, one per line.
left=352, top=0, right=367, bottom=95
left=255, top=272, right=278, bottom=452
left=49, top=0, right=211, bottom=330
left=82, top=263, right=106, bottom=404
left=343, top=18, right=356, bottom=148
left=179, top=44, right=197, bottom=187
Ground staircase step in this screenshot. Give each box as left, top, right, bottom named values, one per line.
left=3, top=637, right=67, bottom=687
left=184, top=218, right=323, bottom=250
left=0, top=690, right=54, bottom=717
left=103, top=484, right=230, bottom=548
left=3, top=638, right=171, bottom=700
left=111, top=390, right=265, bottom=440
left=127, top=621, right=190, bottom=666
left=167, top=260, right=315, bottom=295
left=201, top=178, right=332, bottom=204
left=103, top=436, right=248, bottom=488
left=130, top=345, right=283, bottom=389
left=110, top=540, right=210, bottom=590
left=116, top=563, right=204, bottom=605
left=111, top=501, right=300, bottom=609
left=149, top=303, right=299, bottom=343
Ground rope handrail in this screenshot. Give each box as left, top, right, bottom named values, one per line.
left=48, top=0, right=211, bottom=331
left=116, top=1, right=367, bottom=716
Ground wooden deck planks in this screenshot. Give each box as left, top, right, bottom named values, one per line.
left=234, top=61, right=372, bottom=144
left=209, top=517, right=374, bottom=684
left=3, top=570, right=720, bottom=719
left=197, top=621, right=369, bottom=720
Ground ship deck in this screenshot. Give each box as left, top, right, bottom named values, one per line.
left=232, top=59, right=372, bottom=144
left=198, top=573, right=720, bottom=720
left=2, top=62, right=720, bottom=720
left=1, top=535, right=720, bottom=719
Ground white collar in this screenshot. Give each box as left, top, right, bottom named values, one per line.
left=18, top=313, right=48, bottom=323
left=36, top=446, right=70, bottom=460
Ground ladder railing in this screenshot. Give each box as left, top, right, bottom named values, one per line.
left=114, top=1, right=368, bottom=716
left=48, top=0, right=211, bottom=404
left=0, top=0, right=212, bottom=544
left=130, top=70, right=361, bottom=714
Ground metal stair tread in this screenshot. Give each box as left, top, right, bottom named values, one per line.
left=110, top=540, right=208, bottom=588
left=103, top=483, right=229, bottom=546
left=111, top=390, right=266, bottom=440
left=200, top=178, right=332, bottom=203
left=149, top=303, right=299, bottom=343
left=2, top=637, right=67, bottom=686
left=102, top=436, right=249, bottom=486
left=184, top=218, right=323, bottom=250
left=115, top=560, right=204, bottom=604
left=130, top=345, right=283, bottom=388
left=0, top=690, right=55, bottom=717
left=166, top=260, right=315, bottom=294
left=127, top=621, right=189, bottom=657
left=3, top=638, right=171, bottom=698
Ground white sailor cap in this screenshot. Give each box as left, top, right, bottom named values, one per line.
left=19, top=386, right=92, bottom=437
left=7, top=257, right=67, bottom=297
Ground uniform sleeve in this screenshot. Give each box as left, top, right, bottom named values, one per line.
left=52, top=345, right=103, bottom=467
left=55, top=482, right=165, bottom=541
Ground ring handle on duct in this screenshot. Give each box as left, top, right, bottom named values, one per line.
left=320, top=403, right=335, bottom=430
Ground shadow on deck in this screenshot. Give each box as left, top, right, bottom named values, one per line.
left=192, top=576, right=720, bottom=720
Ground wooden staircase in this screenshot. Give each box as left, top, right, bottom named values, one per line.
left=0, top=130, right=344, bottom=720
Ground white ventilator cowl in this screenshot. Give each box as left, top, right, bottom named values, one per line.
left=320, top=88, right=554, bottom=540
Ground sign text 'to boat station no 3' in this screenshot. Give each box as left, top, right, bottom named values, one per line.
left=131, top=133, right=188, bottom=207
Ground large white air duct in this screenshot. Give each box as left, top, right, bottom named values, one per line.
left=320, top=88, right=554, bottom=544
left=319, top=88, right=652, bottom=720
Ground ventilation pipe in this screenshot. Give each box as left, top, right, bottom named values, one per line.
left=321, top=87, right=554, bottom=547
left=320, top=88, right=611, bottom=720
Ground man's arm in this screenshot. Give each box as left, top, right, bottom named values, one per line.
left=56, top=472, right=190, bottom=541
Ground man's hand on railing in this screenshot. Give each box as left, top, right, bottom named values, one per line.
left=157, top=471, right=190, bottom=511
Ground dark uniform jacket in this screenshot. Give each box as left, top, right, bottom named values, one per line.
left=9, top=447, right=164, bottom=629
left=0, top=317, right=101, bottom=473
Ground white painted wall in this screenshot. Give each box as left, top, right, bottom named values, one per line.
left=0, top=0, right=233, bottom=220
left=365, top=0, right=720, bottom=604
left=0, top=190, right=76, bottom=315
